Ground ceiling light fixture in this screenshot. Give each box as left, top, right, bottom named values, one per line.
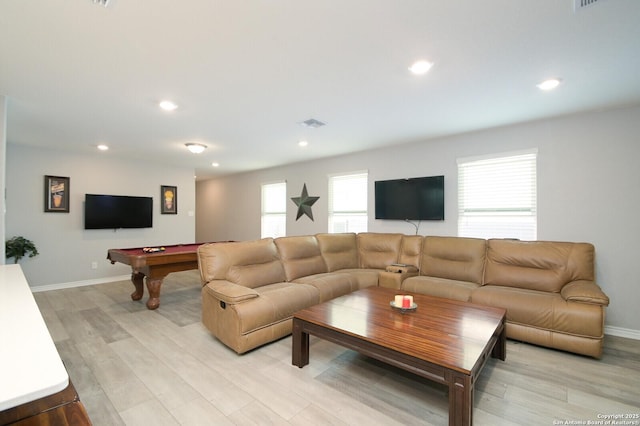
left=159, top=100, right=178, bottom=111
left=298, top=140, right=308, bottom=147
left=211, top=162, right=220, bottom=167
left=537, top=78, right=562, bottom=91
left=97, top=144, right=109, bottom=151
left=185, top=143, right=207, bottom=154
left=409, top=60, right=434, bottom=75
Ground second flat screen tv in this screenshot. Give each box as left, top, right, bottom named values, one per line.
left=375, top=175, right=444, bottom=221
left=84, top=194, right=153, bottom=229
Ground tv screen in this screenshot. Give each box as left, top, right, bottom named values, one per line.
left=375, top=175, right=444, bottom=220
left=84, top=194, right=153, bottom=229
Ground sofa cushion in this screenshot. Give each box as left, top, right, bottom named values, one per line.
left=472, top=285, right=604, bottom=338
left=198, top=238, right=286, bottom=289
left=316, top=233, right=358, bottom=271
left=419, top=236, right=486, bottom=284
left=402, top=276, right=478, bottom=302
left=275, top=235, right=327, bottom=281
left=335, top=269, right=381, bottom=289
left=293, top=272, right=355, bottom=302
left=398, top=235, right=423, bottom=268
left=231, top=282, right=319, bottom=334
left=357, top=233, right=403, bottom=269
left=484, top=239, right=595, bottom=293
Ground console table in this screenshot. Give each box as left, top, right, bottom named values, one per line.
left=0, top=264, right=91, bottom=425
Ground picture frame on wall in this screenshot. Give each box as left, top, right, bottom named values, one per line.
left=44, top=175, right=70, bottom=213
left=161, top=185, right=177, bottom=214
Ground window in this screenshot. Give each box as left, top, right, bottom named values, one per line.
left=328, top=172, right=368, bottom=233
left=458, top=150, right=537, bottom=240
left=261, top=181, right=286, bottom=238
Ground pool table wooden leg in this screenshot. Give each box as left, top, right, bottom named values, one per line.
left=130, top=272, right=144, bottom=301
left=145, top=278, right=162, bottom=310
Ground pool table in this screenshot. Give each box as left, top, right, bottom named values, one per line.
left=107, top=243, right=203, bottom=310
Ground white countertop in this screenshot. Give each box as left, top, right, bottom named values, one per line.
left=0, top=264, right=69, bottom=411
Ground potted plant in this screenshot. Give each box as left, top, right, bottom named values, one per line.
left=5, top=236, right=39, bottom=264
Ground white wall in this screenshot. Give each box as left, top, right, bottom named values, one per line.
left=0, top=96, right=6, bottom=263
left=196, top=105, right=640, bottom=333
left=6, top=144, right=196, bottom=287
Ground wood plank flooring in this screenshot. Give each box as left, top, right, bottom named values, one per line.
left=33, top=271, right=640, bottom=425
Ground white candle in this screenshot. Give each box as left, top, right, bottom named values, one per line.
left=395, top=295, right=404, bottom=306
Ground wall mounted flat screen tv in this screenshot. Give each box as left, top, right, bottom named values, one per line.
left=375, top=175, right=444, bottom=220
left=84, top=194, right=153, bottom=229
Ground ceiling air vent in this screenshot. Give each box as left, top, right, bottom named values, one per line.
left=92, top=0, right=110, bottom=7
left=574, top=0, right=606, bottom=12
left=299, top=118, right=327, bottom=129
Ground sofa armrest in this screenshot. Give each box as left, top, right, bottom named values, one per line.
left=561, top=280, right=610, bottom=306
left=204, top=280, right=259, bottom=304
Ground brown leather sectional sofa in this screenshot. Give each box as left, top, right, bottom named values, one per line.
left=197, top=233, right=610, bottom=357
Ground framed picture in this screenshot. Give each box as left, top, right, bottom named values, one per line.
left=161, top=185, right=177, bottom=214
left=44, top=175, right=70, bottom=213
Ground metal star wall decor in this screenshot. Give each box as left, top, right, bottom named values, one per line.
left=291, top=183, right=320, bottom=221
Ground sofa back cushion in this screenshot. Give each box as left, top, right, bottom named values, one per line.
left=316, top=233, right=358, bottom=271
left=197, top=238, right=286, bottom=289
left=275, top=235, right=327, bottom=281
left=484, top=239, right=595, bottom=293
left=357, top=233, right=403, bottom=269
left=398, top=235, right=423, bottom=268
left=420, top=236, right=486, bottom=284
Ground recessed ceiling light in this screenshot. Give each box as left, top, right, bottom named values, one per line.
left=97, top=144, right=109, bottom=151
left=185, top=143, right=207, bottom=154
left=537, top=78, right=562, bottom=91
left=159, top=100, right=178, bottom=111
left=211, top=162, right=220, bottom=167
left=298, top=140, right=308, bottom=147
left=409, top=60, right=434, bottom=75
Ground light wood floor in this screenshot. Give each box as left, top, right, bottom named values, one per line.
left=34, top=271, right=640, bottom=426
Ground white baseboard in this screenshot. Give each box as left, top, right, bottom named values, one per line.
left=28, top=279, right=640, bottom=341
left=30, top=275, right=130, bottom=293
left=605, top=326, right=640, bottom=340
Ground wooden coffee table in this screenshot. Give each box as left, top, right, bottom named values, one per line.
left=292, top=286, right=506, bottom=426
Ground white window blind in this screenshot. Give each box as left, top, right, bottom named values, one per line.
left=328, top=172, right=368, bottom=233
left=458, top=151, right=537, bottom=240
left=261, top=181, right=286, bottom=238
